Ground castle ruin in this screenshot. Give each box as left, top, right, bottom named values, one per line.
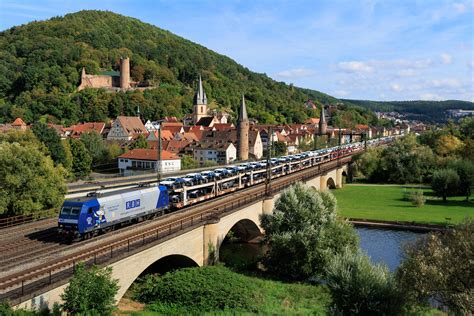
left=78, top=57, right=131, bottom=91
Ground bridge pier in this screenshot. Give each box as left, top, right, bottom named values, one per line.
left=203, top=218, right=220, bottom=265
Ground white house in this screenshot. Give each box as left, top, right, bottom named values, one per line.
left=118, top=148, right=181, bottom=176
left=193, top=142, right=236, bottom=165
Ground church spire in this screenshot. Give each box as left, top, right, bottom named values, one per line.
left=239, top=94, right=248, bottom=122
left=194, top=74, right=207, bottom=105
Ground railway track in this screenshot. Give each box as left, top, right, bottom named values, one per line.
left=0, top=155, right=353, bottom=304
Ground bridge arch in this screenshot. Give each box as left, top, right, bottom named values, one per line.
left=118, top=254, right=199, bottom=303
left=109, top=229, right=204, bottom=303
left=326, top=177, right=336, bottom=189
left=222, top=219, right=261, bottom=244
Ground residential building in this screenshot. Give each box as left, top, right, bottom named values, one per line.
left=193, top=142, right=237, bottom=165
left=107, top=116, right=147, bottom=140
left=118, top=148, right=181, bottom=176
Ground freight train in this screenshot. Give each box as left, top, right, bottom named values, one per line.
left=58, top=137, right=393, bottom=240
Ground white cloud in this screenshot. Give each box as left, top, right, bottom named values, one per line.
left=430, top=78, right=461, bottom=88
left=390, top=83, right=403, bottom=92
left=419, top=93, right=443, bottom=101
left=337, top=61, right=374, bottom=73
left=469, top=61, right=474, bottom=68
left=440, top=53, right=453, bottom=64
left=397, top=69, right=418, bottom=77
left=274, top=68, right=316, bottom=78
left=333, top=90, right=349, bottom=97
left=453, top=3, right=466, bottom=13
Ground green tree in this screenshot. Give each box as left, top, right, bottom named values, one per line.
left=397, top=219, right=474, bottom=315
left=130, top=134, right=148, bottom=150
left=0, top=142, right=66, bottom=216
left=353, top=147, right=382, bottom=178
left=61, top=263, right=119, bottom=316
left=69, top=138, right=92, bottom=179
left=431, top=168, right=460, bottom=202
left=459, top=138, right=474, bottom=161
left=325, top=249, right=407, bottom=315
left=80, top=131, right=107, bottom=165
left=106, top=142, right=123, bottom=162
left=260, top=183, right=359, bottom=280
left=32, top=122, right=68, bottom=167
left=272, top=141, right=287, bottom=157
left=459, top=116, right=474, bottom=139
left=448, top=160, right=474, bottom=201
left=181, top=155, right=198, bottom=169
left=369, top=135, right=435, bottom=183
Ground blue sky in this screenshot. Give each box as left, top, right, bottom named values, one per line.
left=0, top=0, right=473, bottom=101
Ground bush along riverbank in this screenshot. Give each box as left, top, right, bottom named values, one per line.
left=130, top=265, right=331, bottom=315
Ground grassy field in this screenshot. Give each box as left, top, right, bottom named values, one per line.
left=120, top=265, right=330, bottom=315
left=333, top=184, right=473, bottom=225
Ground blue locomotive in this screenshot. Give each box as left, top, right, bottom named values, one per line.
left=58, top=185, right=169, bottom=240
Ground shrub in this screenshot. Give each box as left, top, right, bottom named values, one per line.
left=133, top=266, right=259, bottom=313
left=325, top=249, right=407, bottom=315
left=409, top=191, right=426, bottom=207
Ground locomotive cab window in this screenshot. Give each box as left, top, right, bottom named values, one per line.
left=60, top=207, right=72, bottom=215
left=88, top=207, right=93, bottom=214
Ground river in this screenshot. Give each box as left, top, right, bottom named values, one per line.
left=220, top=227, right=427, bottom=271
left=357, top=227, right=426, bottom=271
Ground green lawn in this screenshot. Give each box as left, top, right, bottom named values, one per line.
left=333, top=184, right=474, bottom=225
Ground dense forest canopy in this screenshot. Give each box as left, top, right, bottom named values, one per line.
left=0, top=10, right=353, bottom=126
left=342, top=99, right=474, bottom=123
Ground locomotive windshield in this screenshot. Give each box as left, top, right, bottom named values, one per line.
left=60, top=206, right=81, bottom=216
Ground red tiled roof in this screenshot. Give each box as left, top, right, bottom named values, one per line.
left=12, top=118, right=26, bottom=126
left=119, top=149, right=179, bottom=161
left=304, top=118, right=320, bottom=124
left=116, top=116, right=147, bottom=136
left=212, top=123, right=234, bottom=131
left=68, top=122, right=105, bottom=137
left=355, top=124, right=369, bottom=130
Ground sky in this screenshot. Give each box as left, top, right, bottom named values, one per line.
left=0, top=0, right=473, bottom=102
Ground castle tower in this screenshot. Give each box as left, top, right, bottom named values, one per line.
left=193, top=75, right=208, bottom=124
left=319, top=105, right=327, bottom=136
left=120, top=57, right=130, bottom=89
left=238, top=94, right=250, bottom=161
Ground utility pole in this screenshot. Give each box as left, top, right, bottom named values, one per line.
left=265, top=127, right=273, bottom=196
left=157, top=125, right=162, bottom=183
left=363, top=132, right=367, bottom=150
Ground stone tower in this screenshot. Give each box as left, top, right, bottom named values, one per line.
left=319, top=105, right=327, bottom=136
left=238, top=94, right=250, bottom=161
left=120, top=57, right=130, bottom=90
left=193, top=75, right=208, bottom=124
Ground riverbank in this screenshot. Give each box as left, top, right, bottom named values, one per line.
left=333, top=184, right=473, bottom=225
left=119, top=265, right=330, bottom=315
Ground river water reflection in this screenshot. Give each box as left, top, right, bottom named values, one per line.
left=357, top=227, right=426, bottom=271
left=220, top=227, right=427, bottom=271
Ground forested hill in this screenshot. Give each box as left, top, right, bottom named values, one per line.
left=0, top=10, right=374, bottom=126
left=342, top=99, right=474, bottom=122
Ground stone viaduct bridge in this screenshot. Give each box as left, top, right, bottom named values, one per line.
left=12, top=160, right=350, bottom=311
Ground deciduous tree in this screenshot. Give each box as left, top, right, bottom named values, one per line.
left=0, top=142, right=66, bottom=216
left=431, top=168, right=460, bottom=202
left=396, top=219, right=474, bottom=315
left=326, top=249, right=407, bottom=315
left=260, top=183, right=358, bottom=280
left=61, top=263, right=119, bottom=316
left=69, top=138, right=92, bottom=179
